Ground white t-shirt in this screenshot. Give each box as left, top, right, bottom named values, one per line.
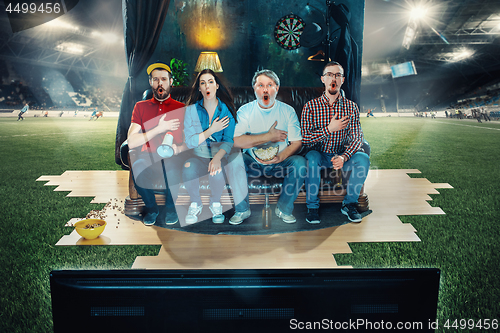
left=234, top=100, right=302, bottom=163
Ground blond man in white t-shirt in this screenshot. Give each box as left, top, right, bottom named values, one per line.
left=233, top=69, right=306, bottom=224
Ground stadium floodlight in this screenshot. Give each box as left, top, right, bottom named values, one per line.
left=403, top=22, right=417, bottom=49
left=361, top=68, right=369, bottom=77
left=493, top=22, right=500, bottom=33
left=55, top=42, right=85, bottom=55
left=402, top=2, right=435, bottom=49
left=410, top=6, right=429, bottom=21
left=450, top=48, right=474, bottom=62
left=91, top=31, right=120, bottom=44
left=43, top=19, right=79, bottom=32
left=100, top=32, right=120, bottom=44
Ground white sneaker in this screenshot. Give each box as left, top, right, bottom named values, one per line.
left=229, top=209, right=251, bottom=225
left=209, top=202, right=225, bottom=224
left=185, top=202, right=203, bottom=224
left=275, top=207, right=296, bottom=223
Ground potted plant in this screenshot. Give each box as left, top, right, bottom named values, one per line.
left=170, top=58, right=189, bottom=87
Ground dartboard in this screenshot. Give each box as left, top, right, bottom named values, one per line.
left=274, top=14, right=305, bottom=50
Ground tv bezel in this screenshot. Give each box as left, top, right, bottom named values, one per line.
left=50, top=268, right=440, bottom=332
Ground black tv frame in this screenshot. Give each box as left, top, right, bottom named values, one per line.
left=50, top=268, right=440, bottom=332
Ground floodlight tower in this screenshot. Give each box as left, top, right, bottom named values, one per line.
left=402, top=5, right=428, bottom=50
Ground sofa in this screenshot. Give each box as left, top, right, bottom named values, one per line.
left=119, top=86, right=370, bottom=216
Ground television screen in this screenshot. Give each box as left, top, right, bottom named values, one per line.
left=50, top=268, right=440, bottom=333
left=391, top=61, right=417, bottom=78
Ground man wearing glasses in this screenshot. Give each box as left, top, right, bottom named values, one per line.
left=300, top=61, right=370, bottom=224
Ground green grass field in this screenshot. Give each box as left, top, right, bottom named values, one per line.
left=0, top=116, right=499, bottom=332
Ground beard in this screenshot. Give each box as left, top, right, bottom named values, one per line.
left=328, top=87, right=339, bottom=96
left=258, top=96, right=274, bottom=108
left=327, top=82, right=340, bottom=96
left=153, top=85, right=171, bottom=100
left=256, top=92, right=277, bottom=109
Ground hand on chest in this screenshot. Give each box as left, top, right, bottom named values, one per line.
left=319, top=108, right=350, bottom=127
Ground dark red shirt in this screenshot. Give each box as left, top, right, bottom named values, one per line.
left=131, top=97, right=185, bottom=152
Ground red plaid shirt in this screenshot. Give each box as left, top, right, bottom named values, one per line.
left=301, top=93, right=363, bottom=161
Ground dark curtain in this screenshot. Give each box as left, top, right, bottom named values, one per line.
left=115, top=0, right=171, bottom=167
left=330, top=3, right=360, bottom=106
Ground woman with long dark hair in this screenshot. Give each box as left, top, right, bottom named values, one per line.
left=185, top=69, right=236, bottom=119
left=183, top=69, right=250, bottom=224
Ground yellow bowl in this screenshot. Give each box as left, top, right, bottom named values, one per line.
left=74, top=219, right=106, bottom=240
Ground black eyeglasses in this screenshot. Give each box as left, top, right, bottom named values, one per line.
left=322, top=72, right=343, bottom=79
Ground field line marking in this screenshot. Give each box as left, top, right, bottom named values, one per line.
left=0, top=130, right=104, bottom=138
left=433, top=120, right=500, bottom=131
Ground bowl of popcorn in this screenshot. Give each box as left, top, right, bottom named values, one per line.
left=74, top=219, right=107, bottom=240
left=253, top=142, right=280, bottom=162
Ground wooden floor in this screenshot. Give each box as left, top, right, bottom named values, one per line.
left=37, top=169, right=452, bottom=269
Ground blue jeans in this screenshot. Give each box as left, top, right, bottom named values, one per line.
left=305, top=150, right=370, bottom=208
left=224, top=151, right=250, bottom=213
left=183, top=152, right=250, bottom=213
left=243, top=152, right=306, bottom=215
left=182, top=156, right=225, bottom=206
left=131, top=152, right=184, bottom=214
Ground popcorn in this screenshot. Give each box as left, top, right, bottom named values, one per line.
left=253, top=145, right=279, bottom=161
left=83, top=223, right=101, bottom=229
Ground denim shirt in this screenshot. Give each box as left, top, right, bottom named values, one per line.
left=184, top=98, right=235, bottom=158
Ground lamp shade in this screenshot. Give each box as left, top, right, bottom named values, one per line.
left=194, top=52, right=223, bottom=72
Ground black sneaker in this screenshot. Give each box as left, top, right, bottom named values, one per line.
left=165, top=210, right=179, bottom=225
left=143, top=211, right=159, bottom=226
left=341, top=203, right=362, bottom=223
left=306, top=208, right=320, bottom=224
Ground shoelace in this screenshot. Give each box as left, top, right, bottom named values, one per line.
left=188, top=205, right=200, bottom=215
left=211, top=206, right=222, bottom=215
